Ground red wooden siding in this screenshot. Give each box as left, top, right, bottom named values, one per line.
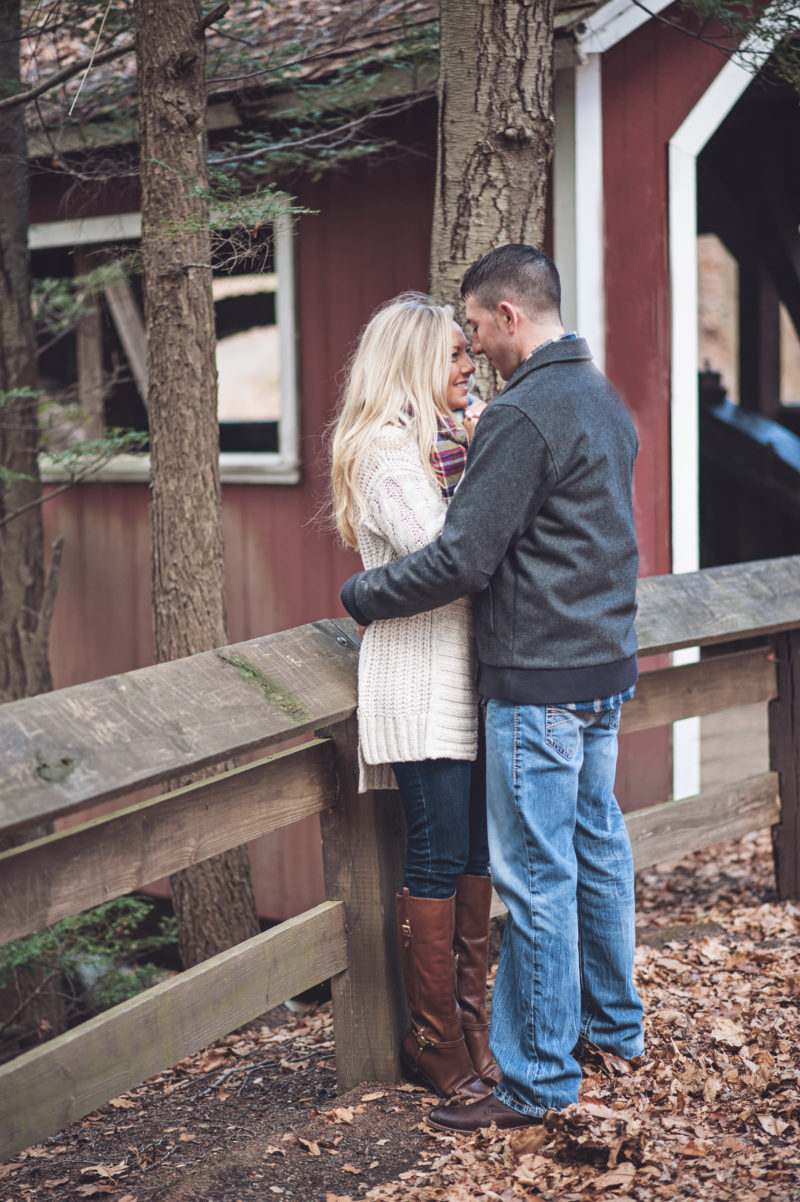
left=603, top=15, right=731, bottom=580
left=602, top=18, right=733, bottom=810
left=42, top=140, right=436, bottom=919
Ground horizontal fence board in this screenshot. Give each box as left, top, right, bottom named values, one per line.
left=0, top=740, right=336, bottom=945
left=0, top=619, right=358, bottom=837
left=0, top=901, right=347, bottom=1162
left=636, top=556, right=800, bottom=656
left=622, top=647, right=777, bottom=734
left=490, top=772, right=779, bottom=921
left=628, top=772, right=779, bottom=872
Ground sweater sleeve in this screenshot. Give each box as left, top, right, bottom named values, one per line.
left=351, top=403, right=557, bottom=622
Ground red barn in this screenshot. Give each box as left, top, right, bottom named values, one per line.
left=26, top=0, right=800, bottom=915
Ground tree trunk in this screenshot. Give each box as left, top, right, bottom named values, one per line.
left=0, top=0, right=67, bottom=1047
left=0, top=0, right=55, bottom=706
left=134, top=0, right=259, bottom=968
left=429, top=0, right=556, bottom=397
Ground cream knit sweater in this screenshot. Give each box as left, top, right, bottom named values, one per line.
left=354, top=422, right=478, bottom=792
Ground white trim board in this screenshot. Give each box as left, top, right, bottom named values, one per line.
left=553, top=55, right=605, bottom=371
left=29, top=213, right=142, bottom=249
left=669, top=23, right=783, bottom=582
left=666, top=5, right=797, bottom=797
left=576, top=0, right=674, bottom=54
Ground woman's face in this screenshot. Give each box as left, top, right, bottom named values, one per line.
left=446, top=323, right=476, bottom=411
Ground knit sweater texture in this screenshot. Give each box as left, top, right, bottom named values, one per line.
left=353, top=423, right=477, bottom=792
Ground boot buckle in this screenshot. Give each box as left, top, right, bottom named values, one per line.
left=413, top=1025, right=433, bottom=1051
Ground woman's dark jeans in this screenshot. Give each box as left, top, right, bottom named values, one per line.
left=392, top=748, right=489, bottom=899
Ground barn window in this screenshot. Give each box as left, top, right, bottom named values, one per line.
left=28, top=212, right=299, bottom=484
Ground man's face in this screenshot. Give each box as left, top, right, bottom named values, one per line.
left=464, top=295, right=518, bottom=381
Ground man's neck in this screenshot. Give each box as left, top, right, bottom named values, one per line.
left=523, top=322, right=566, bottom=353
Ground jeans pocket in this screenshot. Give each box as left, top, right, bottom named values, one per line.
left=545, top=706, right=582, bottom=761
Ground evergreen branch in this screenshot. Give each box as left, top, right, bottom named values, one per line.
left=0, top=969, right=60, bottom=1036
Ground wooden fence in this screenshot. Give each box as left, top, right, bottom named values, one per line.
left=1, top=555, right=800, bottom=1161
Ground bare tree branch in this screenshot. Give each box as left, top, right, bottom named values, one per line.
left=0, top=39, right=135, bottom=115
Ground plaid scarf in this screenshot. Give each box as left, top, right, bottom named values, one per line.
left=430, top=414, right=469, bottom=499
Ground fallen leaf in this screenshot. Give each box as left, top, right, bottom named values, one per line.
left=361, top=1091, right=386, bottom=1102
left=710, top=1018, right=747, bottom=1048
left=508, top=1125, right=548, bottom=1155
left=107, top=1097, right=137, bottom=1110
left=195, top=1050, right=230, bottom=1072
left=179, top=1133, right=197, bottom=1143
left=757, top=1114, right=790, bottom=1137
left=297, top=1137, right=321, bottom=1156
left=591, top=1162, right=636, bottom=1190
left=513, top=1153, right=549, bottom=1184
left=328, top=1106, right=354, bottom=1124
left=79, top=1162, right=128, bottom=1180
left=341, top=1163, right=361, bottom=1174
left=678, top=1139, right=711, bottom=1157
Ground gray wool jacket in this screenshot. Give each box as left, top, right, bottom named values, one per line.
left=341, top=336, right=640, bottom=705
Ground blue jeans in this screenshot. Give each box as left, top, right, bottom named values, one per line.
left=485, top=699, right=643, bottom=1116
left=392, top=754, right=490, bottom=899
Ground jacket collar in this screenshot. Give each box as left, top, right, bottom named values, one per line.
left=503, top=335, right=593, bottom=393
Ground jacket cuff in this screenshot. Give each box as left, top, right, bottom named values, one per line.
left=340, top=573, right=370, bottom=626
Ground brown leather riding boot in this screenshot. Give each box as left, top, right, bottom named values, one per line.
left=453, top=874, right=502, bottom=1087
left=396, top=888, right=491, bottom=1098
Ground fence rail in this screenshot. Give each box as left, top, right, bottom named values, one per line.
left=1, top=557, right=800, bottom=1161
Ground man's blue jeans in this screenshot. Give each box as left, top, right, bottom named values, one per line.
left=485, top=699, right=644, bottom=1116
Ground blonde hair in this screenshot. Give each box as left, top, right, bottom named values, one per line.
left=330, top=292, right=454, bottom=548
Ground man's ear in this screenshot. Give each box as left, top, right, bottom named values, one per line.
left=497, top=301, right=519, bottom=332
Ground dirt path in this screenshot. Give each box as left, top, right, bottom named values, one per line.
left=3, top=830, right=799, bottom=1202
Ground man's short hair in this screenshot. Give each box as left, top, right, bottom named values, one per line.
left=461, top=244, right=561, bottom=320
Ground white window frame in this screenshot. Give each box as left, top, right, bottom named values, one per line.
left=29, top=211, right=300, bottom=484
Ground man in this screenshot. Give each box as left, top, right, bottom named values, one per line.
left=340, top=245, right=644, bottom=1132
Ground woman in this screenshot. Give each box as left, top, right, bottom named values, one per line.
left=330, top=293, right=498, bottom=1098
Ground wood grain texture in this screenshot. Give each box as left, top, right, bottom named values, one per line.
left=626, top=772, right=779, bottom=872
left=622, top=647, right=777, bottom=734
left=0, top=901, right=347, bottom=1162
left=769, top=630, right=800, bottom=898
left=0, top=740, right=336, bottom=944
left=635, top=556, right=800, bottom=656
left=319, top=715, right=408, bottom=1091
left=0, top=618, right=359, bottom=837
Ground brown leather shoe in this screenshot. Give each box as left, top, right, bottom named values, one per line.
left=427, top=1091, right=542, bottom=1133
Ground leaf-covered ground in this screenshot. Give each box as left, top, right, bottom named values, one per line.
left=3, top=829, right=799, bottom=1202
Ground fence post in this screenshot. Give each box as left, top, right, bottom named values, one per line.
left=318, top=714, right=408, bottom=1090
left=769, top=630, right=800, bottom=899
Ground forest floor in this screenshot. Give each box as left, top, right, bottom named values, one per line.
left=2, top=829, right=799, bottom=1202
